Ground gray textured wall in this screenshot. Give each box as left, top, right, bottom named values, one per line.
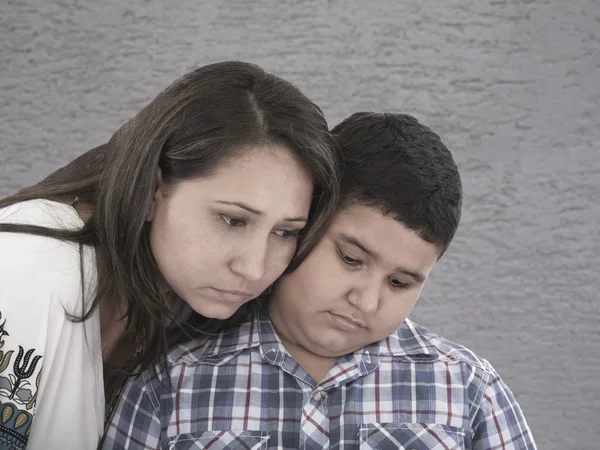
left=1, top=0, right=598, bottom=448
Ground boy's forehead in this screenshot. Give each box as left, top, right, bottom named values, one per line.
left=327, top=206, right=398, bottom=248
left=330, top=202, right=392, bottom=230
left=326, top=204, right=439, bottom=274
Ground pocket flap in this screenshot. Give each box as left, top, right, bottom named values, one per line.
left=169, top=430, right=270, bottom=450
left=359, top=422, right=465, bottom=450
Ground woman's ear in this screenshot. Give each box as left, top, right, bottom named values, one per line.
left=146, top=168, right=163, bottom=222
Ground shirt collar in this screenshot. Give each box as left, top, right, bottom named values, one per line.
left=175, top=305, right=279, bottom=366
left=362, top=319, right=440, bottom=361
left=177, top=306, right=439, bottom=366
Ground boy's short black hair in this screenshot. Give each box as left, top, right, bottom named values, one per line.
left=331, top=112, right=462, bottom=256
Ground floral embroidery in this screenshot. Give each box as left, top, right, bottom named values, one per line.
left=0, top=312, right=42, bottom=450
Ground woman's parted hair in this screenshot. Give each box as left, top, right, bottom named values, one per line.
left=0, top=61, right=341, bottom=377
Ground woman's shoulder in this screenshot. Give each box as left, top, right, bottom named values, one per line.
left=0, top=198, right=84, bottom=229
left=0, top=199, right=86, bottom=264
left=0, top=199, right=96, bottom=309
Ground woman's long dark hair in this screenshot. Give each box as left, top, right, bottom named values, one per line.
left=0, top=61, right=340, bottom=383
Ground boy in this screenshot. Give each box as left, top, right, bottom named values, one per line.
left=104, top=113, right=536, bottom=449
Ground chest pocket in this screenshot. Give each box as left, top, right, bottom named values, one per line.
left=169, top=430, right=270, bottom=450
left=359, top=423, right=465, bottom=450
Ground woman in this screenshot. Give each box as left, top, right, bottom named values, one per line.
left=0, top=61, right=340, bottom=449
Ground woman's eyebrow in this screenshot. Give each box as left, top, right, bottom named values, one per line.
left=215, top=200, right=307, bottom=223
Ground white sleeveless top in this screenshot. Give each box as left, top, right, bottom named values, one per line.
left=0, top=199, right=104, bottom=449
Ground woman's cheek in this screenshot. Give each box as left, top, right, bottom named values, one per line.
left=271, top=243, right=297, bottom=276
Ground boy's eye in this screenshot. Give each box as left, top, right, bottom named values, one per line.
left=389, top=277, right=408, bottom=289
left=220, top=214, right=246, bottom=227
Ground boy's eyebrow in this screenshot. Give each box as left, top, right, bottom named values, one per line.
left=215, top=201, right=307, bottom=223
left=338, top=232, right=426, bottom=283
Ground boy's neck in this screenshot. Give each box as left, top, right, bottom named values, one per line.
left=277, top=333, right=338, bottom=383
left=267, top=302, right=338, bottom=383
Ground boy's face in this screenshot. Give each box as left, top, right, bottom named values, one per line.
left=269, top=203, right=440, bottom=359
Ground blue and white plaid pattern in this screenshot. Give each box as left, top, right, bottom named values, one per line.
left=103, top=307, right=536, bottom=449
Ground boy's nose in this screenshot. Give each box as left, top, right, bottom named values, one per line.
left=347, top=283, right=380, bottom=314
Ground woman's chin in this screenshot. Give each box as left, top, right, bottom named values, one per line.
left=187, top=301, right=240, bottom=321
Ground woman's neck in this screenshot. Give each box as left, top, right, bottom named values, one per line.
left=99, top=297, right=132, bottom=364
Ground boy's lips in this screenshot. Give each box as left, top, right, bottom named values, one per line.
left=327, top=312, right=365, bottom=333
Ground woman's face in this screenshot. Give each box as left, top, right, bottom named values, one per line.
left=148, top=145, right=313, bottom=319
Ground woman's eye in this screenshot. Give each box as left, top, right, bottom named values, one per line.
left=389, top=278, right=408, bottom=289
left=339, top=250, right=361, bottom=266
left=273, top=229, right=301, bottom=239
left=221, top=214, right=246, bottom=227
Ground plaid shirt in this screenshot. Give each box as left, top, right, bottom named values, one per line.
left=103, top=307, right=536, bottom=449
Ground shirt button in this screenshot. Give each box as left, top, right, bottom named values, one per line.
left=312, top=392, right=322, bottom=402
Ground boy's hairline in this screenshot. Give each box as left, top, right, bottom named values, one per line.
left=336, top=197, right=449, bottom=259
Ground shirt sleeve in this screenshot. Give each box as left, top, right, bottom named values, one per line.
left=471, top=365, right=537, bottom=450
left=0, top=230, right=104, bottom=449
left=102, top=370, right=164, bottom=450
